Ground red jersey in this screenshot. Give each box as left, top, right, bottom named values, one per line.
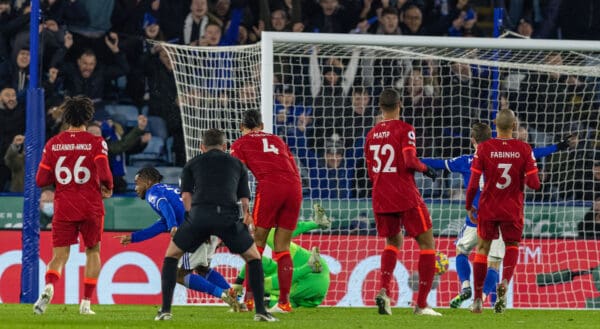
left=36, top=131, right=113, bottom=221
left=365, top=119, right=427, bottom=213
left=230, top=131, right=300, bottom=186
left=465, top=138, right=540, bottom=221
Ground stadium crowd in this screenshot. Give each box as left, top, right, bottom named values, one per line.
left=0, top=0, right=598, bottom=205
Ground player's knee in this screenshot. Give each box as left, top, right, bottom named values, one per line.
left=487, top=260, right=501, bottom=269
left=85, top=244, right=100, bottom=254
left=176, top=268, right=192, bottom=284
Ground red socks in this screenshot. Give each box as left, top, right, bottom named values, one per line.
left=45, top=270, right=60, bottom=286
left=473, top=253, right=488, bottom=300
left=417, top=249, right=435, bottom=308
left=502, top=245, right=519, bottom=284
left=273, top=251, right=292, bottom=305
left=83, top=277, right=97, bottom=300
left=380, top=245, right=399, bottom=293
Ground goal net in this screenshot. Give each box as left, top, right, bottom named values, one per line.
left=159, top=34, right=600, bottom=309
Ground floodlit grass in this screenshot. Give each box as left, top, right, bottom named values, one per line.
left=2, top=304, right=600, bottom=329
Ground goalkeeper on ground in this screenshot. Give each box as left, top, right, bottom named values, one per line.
left=234, top=204, right=331, bottom=309
left=114, top=167, right=239, bottom=309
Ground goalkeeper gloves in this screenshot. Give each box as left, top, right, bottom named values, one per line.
left=556, top=133, right=577, bottom=151
left=423, top=165, right=438, bottom=181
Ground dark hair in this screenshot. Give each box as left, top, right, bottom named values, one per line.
left=379, top=88, right=401, bottom=111
left=241, top=109, right=262, bottom=129
left=61, top=96, right=95, bottom=127
left=470, top=122, right=492, bottom=143
left=203, top=128, right=225, bottom=147
left=136, top=167, right=163, bottom=183
left=79, top=48, right=96, bottom=59
left=381, top=7, right=398, bottom=17
left=352, top=86, right=368, bottom=95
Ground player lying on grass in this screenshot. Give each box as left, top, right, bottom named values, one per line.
left=234, top=204, right=331, bottom=309
left=422, top=125, right=576, bottom=308
left=114, top=167, right=238, bottom=309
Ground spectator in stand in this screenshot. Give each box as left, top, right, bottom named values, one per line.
left=371, top=7, right=401, bottom=35
left=274, top=84, right=312, bottom=138
left=87, top=115, right=151, bottom=193
left=39, top=188, right=55, bottom=230
left=447, top=6, right=482, bottom=37
left=304, top=0, right=361, bottom=34
left=0, top=46, right=29, bottom=101
left=0, top=0, right=15, bottom=61
left=142, top=46, right=185, bottom=166
left=516, top=17, right=533, bottom=38
left=578, top=196, right=600, bottom=239
left=310, top=137, right=352, bottom=199
left=258, top=0, right=303, bottom=33
left=3, top=134, right=25, bottom=193
left=0, top=87, right=25, bottom=192
left=400, top=4, right=426, bottom=35
left=183, top=0, right=223, bottom=45
left=48, top=32, right=129, bottom=106
left=342, top=87, right=374, bottom=148
left=0, top=2, right=30, bottom=62
left=67, top=0, right=116, bottom=64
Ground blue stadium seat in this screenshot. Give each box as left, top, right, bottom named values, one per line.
left=124, top=165, right=141, bottom=191
left=129, top=136, right=166, bottom=166
left=155, top=166, right=183, bottom=186
left=147, top=116, right=169, bottom=139
left=106, top=104, right=139, bottom=128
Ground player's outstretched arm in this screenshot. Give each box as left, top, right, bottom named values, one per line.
left=403, top=147, right=437, bottom=180
left=421, top=158, right=447, bottom=170
left=122, top=219, right=169, bottom=244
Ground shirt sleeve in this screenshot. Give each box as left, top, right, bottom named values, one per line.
left=533, top=144, right=558, bottom=160
left=230, top=141, right=246, bottom=164
left=421, top=158, right=446, bottom=170
left=157, top=197, right=178, bottom=230
left=36, top=143, right=55, bottom=187
left=465, top=147, right=484, bottom=209
left=131, top=218, right=169, bottom=243
left=94, top=138, right=113, bottom=190
left=180, top=162, right=194, bottom=193
left=401, top=127, right=427, bottom=172
left=524, top=145, right=541, bottom=190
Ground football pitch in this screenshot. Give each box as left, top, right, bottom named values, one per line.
left=3, top=304, right=600, bottom=329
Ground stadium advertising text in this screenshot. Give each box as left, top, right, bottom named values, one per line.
left=0, top=231, right=598, bottom=308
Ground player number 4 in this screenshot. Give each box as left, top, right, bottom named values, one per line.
left=55, top=155, right=91, bottom=185
left=262, top=138, right=279, bottom=154
left=496, top=163, right=512, bottom=189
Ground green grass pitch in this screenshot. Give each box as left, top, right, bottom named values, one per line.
left=3, top=304, right=600, bottom=329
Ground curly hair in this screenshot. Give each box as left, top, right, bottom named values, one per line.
left=61, top=96, right=95, bottom=127
left=136, top=167, right=164, bottom=183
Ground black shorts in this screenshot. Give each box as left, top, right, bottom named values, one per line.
left=173, top=205, right=254, bottom=255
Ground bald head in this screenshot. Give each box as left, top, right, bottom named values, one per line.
left=495, top=109, right=517, bottom=134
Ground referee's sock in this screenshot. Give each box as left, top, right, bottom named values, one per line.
left=247, top=258, right=267, bottom=314
left=161, top=257, right=178, bottom=313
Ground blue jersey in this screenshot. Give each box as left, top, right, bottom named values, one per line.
left=131, top=184, right=186, bottom=243
left=422, top=144, right=558, bottom=227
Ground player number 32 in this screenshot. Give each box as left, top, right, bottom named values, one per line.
left=55, top=155, right=91, bottom=185
left=369, top=144, right=397, bottom=173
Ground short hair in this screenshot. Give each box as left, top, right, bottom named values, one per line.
left=379, top=88, right=401, bottom=111
left=352, top=86, right=368, bottom=95
left=471, top=122, right=492, bottom=143
left=203, top=128, right=225, bottom=147
left=136, top=167, right=164, bottom=183
left=241, top=109, right=262, bottom=129
left=496, top=109, right=516, bottom=131
left=61, top=96, right=95, bottom=127
left=79, top=49, right=96, bottom=59
left=381, top=7, right=398, bottom=17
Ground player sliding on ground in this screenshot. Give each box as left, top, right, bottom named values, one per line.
left=364, top=89, right=441, bottom=316
left=466, top=109, right=541, bottom=314
left=114, top=167, right=238, bottom=310
left=234, top=204, right=332, bottom=309
left=422, top=124, right=576, bottom=308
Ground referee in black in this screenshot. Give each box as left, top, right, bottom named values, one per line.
left=156, top=128, right=277, bottom=322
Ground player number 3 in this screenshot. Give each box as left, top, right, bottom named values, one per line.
left=55, top=155, right=91, bottom=185
left=496, top=163, right=512, bottom=189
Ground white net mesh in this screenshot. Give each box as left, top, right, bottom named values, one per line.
left=160, top=37, right=600, bottom=309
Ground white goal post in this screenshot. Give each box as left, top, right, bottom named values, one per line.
left=160, top=33, right=600, bottom=309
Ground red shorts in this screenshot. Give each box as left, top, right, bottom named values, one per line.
left=253, top=183, right=302, bottom=230
left=52, top=216, right=104, bottom=248
left=374, top=203, right=432, bottom=238
left=478, top=217, right=523, bottom=243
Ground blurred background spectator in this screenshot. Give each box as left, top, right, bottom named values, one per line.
left=3, top=134, right=24, bottom=192
left=39, top=187, right=54, bottom=230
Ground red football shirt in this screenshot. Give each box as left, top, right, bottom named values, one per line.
left=230, top=131, right=300, bottom=186
left=36, top=130, right=113, bottom=221
left=365, top=119, right=426, bottom=213
left=466, top=138, right=538, bottom=221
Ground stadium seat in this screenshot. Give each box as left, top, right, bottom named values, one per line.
left=106, top=104, right=140, bottom=128
left=129, top=136, right=166, bottom=166
left=147, top=116, right=169, bottom=139
left=124, top=165, right=141, bottom=191
left=155, top=166, right=183, bottom=186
